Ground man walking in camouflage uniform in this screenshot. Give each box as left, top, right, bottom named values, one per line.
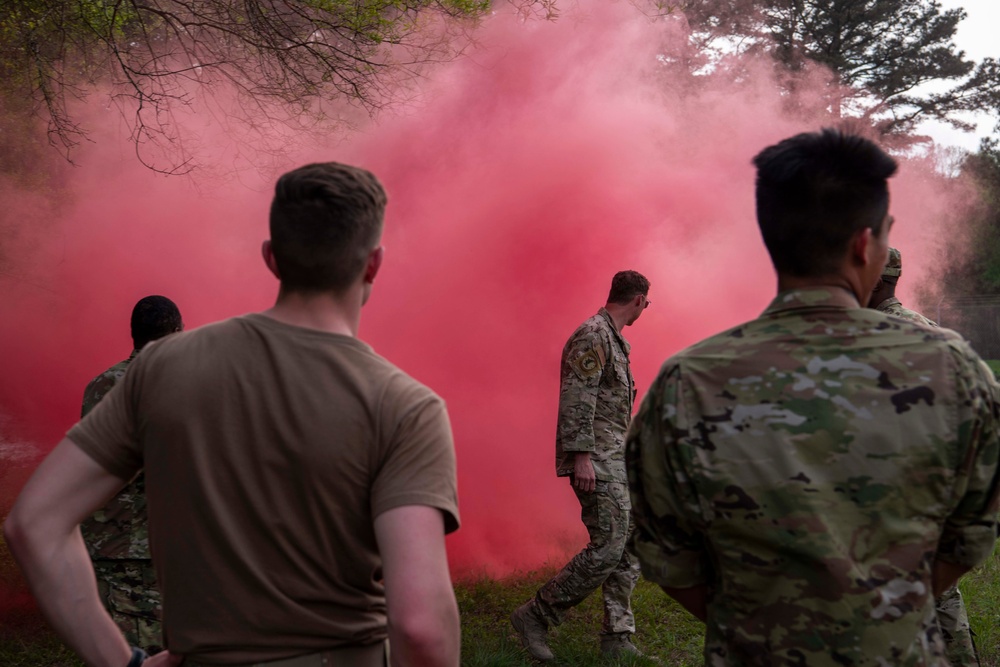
left=511, top=270, right=650, bottom=662
left=627, top=129, right=1000, bottom=666
left=81, top=295, right=183, bottom=655
left=870, top=247, right=980, bottom=666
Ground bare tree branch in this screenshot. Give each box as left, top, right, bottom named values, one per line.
left=0, top=0, right=543, bottom=171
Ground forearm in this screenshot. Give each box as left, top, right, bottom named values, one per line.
left=3, top=439, right=137, bottom=666
left=377, top=506, right=460, bottom=667
left=4, top=519, right=130, bottom=667
left=661, top=584, right=708, bottom=622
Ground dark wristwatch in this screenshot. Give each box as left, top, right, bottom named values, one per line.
left=126, top=646, right=148, bottom=667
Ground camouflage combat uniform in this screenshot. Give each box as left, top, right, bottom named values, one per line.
left=875, top=297, right=938, bottom=329
left=875, top=296, right=980, bottom=666
left=534, top=308, right=642, bottom=637
left=80, top=350, right=163, bottom=654
left=627, top=288, right=1000, bottom=667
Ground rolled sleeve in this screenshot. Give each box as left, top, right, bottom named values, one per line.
left=626, top=364, right=710, bottom=589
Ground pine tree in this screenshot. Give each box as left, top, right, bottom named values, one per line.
left=683, top=0, right=1000, bottom=136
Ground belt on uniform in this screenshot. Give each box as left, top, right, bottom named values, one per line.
left=183, top=642, right=387, bottom=667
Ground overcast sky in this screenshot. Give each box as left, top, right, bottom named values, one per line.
left=920, top=0, right=999, bottom=150
left=941, top=0, right=1000, bottom=61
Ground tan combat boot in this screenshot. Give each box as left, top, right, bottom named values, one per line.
left=600, top=632, right=642, bottom=658
left=510, top=600, right=554, bottom=662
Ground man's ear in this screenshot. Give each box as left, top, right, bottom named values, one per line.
left=851, top=227, right=874, bottom=267
left=262, top=240, right=280, bottom=279
left=364, top=246, right=384, bottom=284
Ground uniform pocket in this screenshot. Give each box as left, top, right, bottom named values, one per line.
left=606, top=481, right=632, bottom=512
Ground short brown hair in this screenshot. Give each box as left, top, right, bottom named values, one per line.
left=607, top=270, right=650, bottom=304
left=269, top=162, right=387, bottom=293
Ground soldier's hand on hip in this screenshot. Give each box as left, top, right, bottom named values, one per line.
left=142, top=650, right=183, bottom=666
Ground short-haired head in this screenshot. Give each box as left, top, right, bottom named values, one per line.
left=607, top=270, right=650, bottom=305
left=752, top=128, right=898, bottom=278
left=131, top=295, right=182, bottom=349
left=269, top=162, right=387, bottom=293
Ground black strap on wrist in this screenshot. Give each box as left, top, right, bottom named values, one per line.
left=126, top=646, right=148, bottom=667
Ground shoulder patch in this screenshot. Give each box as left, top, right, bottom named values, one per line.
left=571, top=347, right=604, bottom=380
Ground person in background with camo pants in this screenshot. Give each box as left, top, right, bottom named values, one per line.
left=511, top=270, right=650, bottom=662
left=81, top=294, right=183, bottom=656
left=870, top=246, right=980, bottom=667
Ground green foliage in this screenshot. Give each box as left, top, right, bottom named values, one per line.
left=962, top=545, right=1000, bottom=666
left=965, top=139, right=1000, bottom=294
left=938, top=140, right=1000, bottom=298
left=0, top=0, right=497, bottom=171
left=682, top=0, right=1000, bottom=137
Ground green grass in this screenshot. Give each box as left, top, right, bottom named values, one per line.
left=0, top=533, right=85, bottom=667
left=964, top=547, right=1000, bottom=667
left=458, top=558, right=999, bottom=666
left=458, top=571, right=702, bottom=666
left=2, top=531, right=998, bottom=666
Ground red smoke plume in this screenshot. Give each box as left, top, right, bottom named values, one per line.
left=0, top=1, right=973, bottom=622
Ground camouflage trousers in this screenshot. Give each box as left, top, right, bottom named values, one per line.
left=92, top=558, right=163, bottom=654
left=535, top=481, right=641, bottom=636
left=938, top=584, right=979, bottom=667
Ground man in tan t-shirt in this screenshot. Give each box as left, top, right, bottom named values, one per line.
left=5, top=163, right=461, bottom=667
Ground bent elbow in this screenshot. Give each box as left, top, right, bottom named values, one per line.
left=3, top=508, right=30, bottom=562
left=389, top=602, right=460, bottom=667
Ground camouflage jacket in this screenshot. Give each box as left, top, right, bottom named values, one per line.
left=627, top=288, right=1000, bottom=667
left=556, top=308, right=635, bottom=483
left=80, top=350, right=151, bottom=561
left=876, top=296, right=939, bottom=328
left=81, top=350, right=138, bottom=417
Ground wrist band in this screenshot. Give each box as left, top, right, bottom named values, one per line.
left=126, top=646, right=148, bottom=667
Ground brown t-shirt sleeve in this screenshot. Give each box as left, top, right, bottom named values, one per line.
left=372, top=379, right=460, bottom=534
left=67, top=356, right=143, bottom=481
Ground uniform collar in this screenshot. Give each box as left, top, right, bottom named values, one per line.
left=763, top=287, right=862, bottom=316
left=874, top=296, right=901, bottom=310
left=597, top=307, right=631, bottom=356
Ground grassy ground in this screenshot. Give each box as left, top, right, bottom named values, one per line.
left=1, top=531, right=998, bottom=666
left=459, top=572, right=703, bottom=666
left=0, top=534, right=84, bottom=667
left=965, top=546, right=1000, bottom=667
left=460, top=558, right=1000, bottom=667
